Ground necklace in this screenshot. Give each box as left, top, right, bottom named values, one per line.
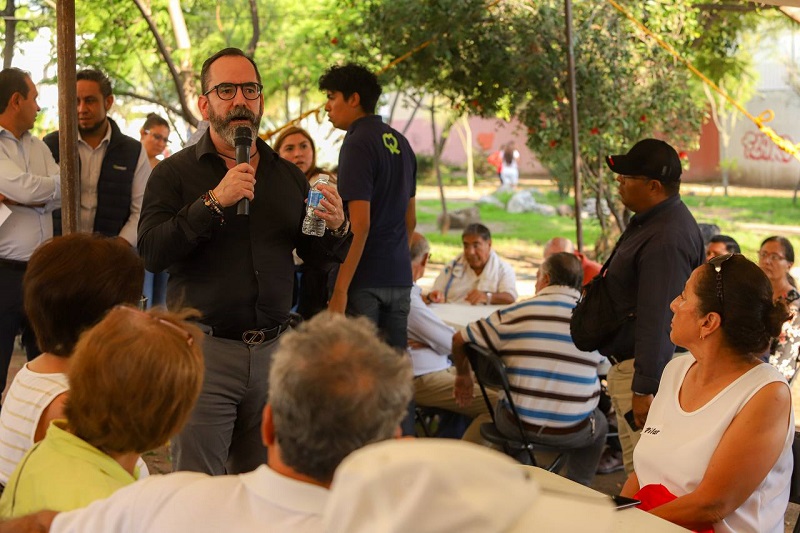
left=217, top=149, right=257, bottom=161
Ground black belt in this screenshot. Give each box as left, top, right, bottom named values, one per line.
left=503, top=407, right=591, bottom=435
left=0, top=258, right=27, bottom=271
left=212, top=321, right=290, bottom=345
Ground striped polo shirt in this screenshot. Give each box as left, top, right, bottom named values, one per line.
left=460, top=285, right=602, bottom=428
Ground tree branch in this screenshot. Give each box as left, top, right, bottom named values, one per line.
left=131, top=0, right=198, bottom=127
left=116, top=90, right=184, bottom=117
left=246, top=0, right=259, bottom=57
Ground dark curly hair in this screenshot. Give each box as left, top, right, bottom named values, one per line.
left=695, top=254, right=790, bottom=357
left=318, top=63, right=381, bottom=114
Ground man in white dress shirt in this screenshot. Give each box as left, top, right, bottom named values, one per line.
left=0, top=313, right=412, bottom=533
left=428, top=223, right=517, bottom=305
left=0, top=67, right=60, bottom=392
left=408, top=232, right=495, bottom=443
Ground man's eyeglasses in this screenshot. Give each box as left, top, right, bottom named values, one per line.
left=758, top=250, right=786, bottom=263
left=708, top=252, right=735, bottom=311
left=145, top=130, right=170, bottom=144
left=203, top=82, right=263, bottom=101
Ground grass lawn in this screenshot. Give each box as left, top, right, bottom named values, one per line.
left=417, top=184, right=800, bottom=266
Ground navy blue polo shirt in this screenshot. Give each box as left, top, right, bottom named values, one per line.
left=338, top=115, right=417, bottom=289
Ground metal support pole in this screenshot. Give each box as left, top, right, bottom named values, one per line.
left=565, top=0, right=584, bottom=252
left=56, top=0, right=80, bottom=234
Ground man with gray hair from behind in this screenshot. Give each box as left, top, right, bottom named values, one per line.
left=0, top=312, right=412, bottom=533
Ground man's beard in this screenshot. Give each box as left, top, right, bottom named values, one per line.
left=207, top=104, right=262, bottom=147
left=78, top=117, right=107, bottom=137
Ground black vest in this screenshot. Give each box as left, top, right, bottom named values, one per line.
left=43, top=117, right=142, bottom=237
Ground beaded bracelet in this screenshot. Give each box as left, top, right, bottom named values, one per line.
left=202, top=190, right=225, bottom=225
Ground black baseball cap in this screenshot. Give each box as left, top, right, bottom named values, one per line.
left=605, top=139, right=682, bottom=183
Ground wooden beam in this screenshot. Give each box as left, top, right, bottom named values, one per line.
left=56, top=0, right=79, bottom=234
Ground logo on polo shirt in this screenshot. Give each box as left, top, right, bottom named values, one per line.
left=382, top=133, right=400, bottom=155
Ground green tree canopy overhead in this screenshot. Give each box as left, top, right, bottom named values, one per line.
left=348, top=0, right=766, bottom=235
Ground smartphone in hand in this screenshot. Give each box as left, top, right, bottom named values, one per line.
left=623, top=409, right=640, bottom=432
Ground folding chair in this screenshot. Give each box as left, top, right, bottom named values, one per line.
left=463, top=342, right=566, bottom=473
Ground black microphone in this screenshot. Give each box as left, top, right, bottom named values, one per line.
left=234, top=126, right=253, bottom=216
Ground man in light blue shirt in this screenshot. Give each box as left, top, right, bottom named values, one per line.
left=407, top=232, right=494, bottom=443
left=0, top=67, right=60, bottom=392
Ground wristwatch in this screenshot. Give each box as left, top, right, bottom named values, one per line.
left=330, top=217, right=350, bottom=238
left=485, top=292, right=492, bottom=305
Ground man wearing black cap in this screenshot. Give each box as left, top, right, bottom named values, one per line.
left=594, top=138, right=703, bottom=474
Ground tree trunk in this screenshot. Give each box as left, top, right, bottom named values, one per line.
left=401, top=95, right=422, bottom=136
left=452, top=115, right=474, bottom=194
left=245, top=0, right=259, bottom=58
left=2, top=0, right=15, bottom=69
left=133, top=0, right=200, bottom=126
left=430, top=97, right=449, bottom=234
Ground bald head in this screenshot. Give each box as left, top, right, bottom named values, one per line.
left=543, top=237, right=574, bottom=259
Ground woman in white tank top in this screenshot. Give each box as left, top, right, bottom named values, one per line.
left=621, top=254, right=794, bottom=533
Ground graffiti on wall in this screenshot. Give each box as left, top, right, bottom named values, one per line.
left=741, top=130, right=795, bottom=164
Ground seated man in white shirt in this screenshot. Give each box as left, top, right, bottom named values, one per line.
left=428, top=223, right=517, bottom=305
left=408, top=233, right=495, bottom=444
left=1, top=313, right=412, bottom=533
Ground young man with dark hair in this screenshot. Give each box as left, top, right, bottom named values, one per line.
left=319, top=64, right=417, bottom=349
left=319, top=63, right=416, bottom=434
left=43, top=68, right=150, bottom=245
left=0, top=67, right=60, bottom=391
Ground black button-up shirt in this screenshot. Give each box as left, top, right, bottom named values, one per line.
left=138, top=130, right=349, bottom=333
left=603, top=194, right=704, bottom=394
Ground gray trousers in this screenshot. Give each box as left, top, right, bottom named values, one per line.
left=171, top=331, right=278, bottom=475
left=495, top=404, right=607, bottom=487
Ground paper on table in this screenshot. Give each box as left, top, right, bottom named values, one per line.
left=0, top=203, right=10, bottom=227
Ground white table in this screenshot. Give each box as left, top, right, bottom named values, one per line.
left=429, top=303, right=506, bottom=329
left=526, top=466, right=690, bottom=532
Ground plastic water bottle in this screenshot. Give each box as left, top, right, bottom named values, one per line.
left=301, top=175, right=329, bottom=237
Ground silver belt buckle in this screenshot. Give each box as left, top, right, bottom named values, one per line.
left=242, top=329, right=266, bottom=345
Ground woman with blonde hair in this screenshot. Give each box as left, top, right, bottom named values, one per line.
left=0, top=306, right=204, bottom=517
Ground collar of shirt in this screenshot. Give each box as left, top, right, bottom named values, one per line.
left=535, top=284, right=580, bottom=300
left=0, top=125, right=29, bottom=143
left=44, top=420, right=136, bottom=482
left=345, top=114, right=382, bottom=136
left=241, top=464, right=329, bottom=515
left=194, top=128, right=279, bottom=164
left=629, top=193, right=681, bottom=228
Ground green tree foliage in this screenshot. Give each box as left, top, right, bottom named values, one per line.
left=349, top=0, right=763, bottom=233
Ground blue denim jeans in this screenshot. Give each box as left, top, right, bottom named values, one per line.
left=347, top=286, right=414, bottom=435
left=347, top=286, right=411, bottom=351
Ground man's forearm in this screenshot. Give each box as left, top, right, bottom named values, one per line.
left=451, top=332, right=470, bottom=374
left=332, top=230, right=366, bottom=296
left=0, top=511, right=58, bottom=533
